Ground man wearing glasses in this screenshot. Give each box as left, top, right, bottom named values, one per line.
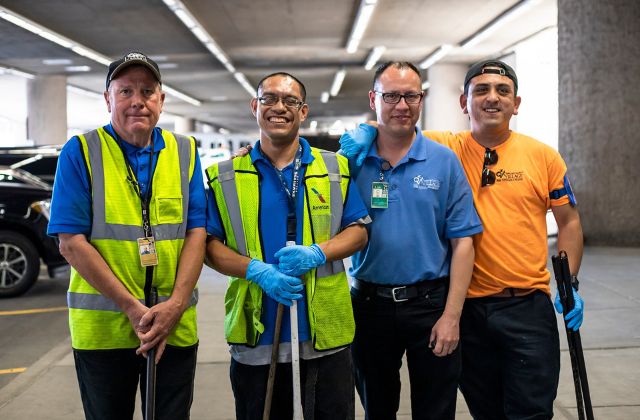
left=347, top=61, right=482, bottom=419
left=340, top=60, right=585, bottom=419
left=204, top=72, right=370, bottom=419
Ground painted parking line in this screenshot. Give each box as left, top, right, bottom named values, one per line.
left=0, top=367, right=27, bottom=375
left=0, top=306, right=68, bottom=316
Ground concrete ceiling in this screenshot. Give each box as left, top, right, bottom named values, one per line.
left=0, top=0, right=556, bottom=133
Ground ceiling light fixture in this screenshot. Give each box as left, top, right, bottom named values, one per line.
left=162, top=0, right=252, bottom=96
left=330, top=68, right=346, bottom=97
left=421, top=81, right=431, bottom=91
left=364, top=46, right=386, bottom=70
left=0, top=65, right=35, bottom=79
left=346, top=0, right=378, bottom=53
left=419, top=44, right=454, bottom=70
left=67, top=85, right=103, bottom=99
left=459, top=0, right=542, bottom=49
left=0, top=5, right=201, bottom=105
left=320, top=92, right=330, bottom=103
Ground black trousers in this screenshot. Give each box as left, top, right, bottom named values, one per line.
left=351, top=281, right=459, bottom=420
left=73, top=344, right=198, bottom=420
left=230, top=348, right=355, bottom=420
left=459, top=291, right=560, bottom=420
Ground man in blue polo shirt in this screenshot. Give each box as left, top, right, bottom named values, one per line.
left=347, top=62, right=482, bottom=420
left=48, top=52, right=206, bottom=420
left=205, top=72, right=370, bottom=419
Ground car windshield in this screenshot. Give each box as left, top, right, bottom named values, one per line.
left=0, top=167, right=52, bottom=191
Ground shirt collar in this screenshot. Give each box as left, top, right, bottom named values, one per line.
left=104, top=123, right=165, bottom=153
left=251, top=137, right=314, bottom=167
left=366, top=127, right=427, bottom=165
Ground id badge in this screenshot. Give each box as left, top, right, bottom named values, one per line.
left=371, top=181, right=389, bottom=209
left=137, top=237, right=158, bottom=267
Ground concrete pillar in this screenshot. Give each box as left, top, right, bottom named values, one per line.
left=558, top=0, right=640, bottom=246
left=423, top=63, right=468, bottom=131
left=174, top=117, right=195, bottom=134
left=27, top=75, right=67, bottom=145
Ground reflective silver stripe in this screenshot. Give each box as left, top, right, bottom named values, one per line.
left=67, top=289, right=199, bottom=312
left=316, top=259, right=345, bottom=278
left=317, top=151, right=345, bottom=279
left=84, top=130, right=190, bottom=241
left=174, top=134, right=192, bottom=239
left=218, top=159, right=248, bottom=256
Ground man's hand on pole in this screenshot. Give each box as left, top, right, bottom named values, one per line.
left=554, top=288, right=584, bottom=331
left=274, top=244, right=326, bottom=277
left=136, top=298, right=185, bottom=362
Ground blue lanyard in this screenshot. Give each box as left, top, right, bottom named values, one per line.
left=260, top=143, right=303, bottom=241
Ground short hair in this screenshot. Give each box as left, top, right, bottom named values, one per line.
left=372, top=61, right=422, bottom=90
left=256, top=72, right=307, bottom=102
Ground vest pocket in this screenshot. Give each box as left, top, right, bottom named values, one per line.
left=155, top=196, right=183, bottom=224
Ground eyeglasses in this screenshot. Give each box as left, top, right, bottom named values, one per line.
left=257, top=94, right=305, bottom=109
left=374, top=91, right=424, bottom=104
left=481, top=148, right=498, bottom=187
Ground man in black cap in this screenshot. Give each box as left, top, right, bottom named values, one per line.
left=49, top=51, right=206, bottom=419
left=339, top=59, right=585, bottom=419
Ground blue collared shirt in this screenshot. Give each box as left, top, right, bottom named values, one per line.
left=349, top=129, right=482, bottom=285
left=48, top=123, right=206, bottom=236
left=206, top=137, right=369, bottom=345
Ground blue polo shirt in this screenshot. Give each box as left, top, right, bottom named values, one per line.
left=48, top=123, right=206, bottom=236
left=206, top=138, right=369, bottom=345
left=350, top=129, right=482, bottom=285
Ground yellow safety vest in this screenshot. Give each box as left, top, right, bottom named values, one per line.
left=206, top=146, right=355, bottom=351
left=67, top=127, right=198, bottom=350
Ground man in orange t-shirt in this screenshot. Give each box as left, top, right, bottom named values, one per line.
left=340, top=60, right=585, bottom=419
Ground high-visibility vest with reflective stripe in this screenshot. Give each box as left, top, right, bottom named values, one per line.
left=206, top=147, right=355, bottom=350
left=67, top=127, right=198, bottom=350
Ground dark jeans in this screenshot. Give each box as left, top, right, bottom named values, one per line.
left=230, top=348, right=354, bottom=420
left=73, top=344, right=198, bottom=420
left=351, top=281, right=459, bottom=420
left=459, top=291, right=560, bottom=420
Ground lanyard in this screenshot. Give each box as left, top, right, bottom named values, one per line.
left=116, top=133, right=156, bottom=238
left=261, top=143, right=303, bottom=241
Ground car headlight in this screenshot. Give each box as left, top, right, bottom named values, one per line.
left=30, top=199, right=51, bottom=220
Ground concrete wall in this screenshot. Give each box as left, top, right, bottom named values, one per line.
left=558, top=0, right=640, bottom=246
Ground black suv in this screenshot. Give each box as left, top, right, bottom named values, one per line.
left=0, top=167, right=68, bottom=297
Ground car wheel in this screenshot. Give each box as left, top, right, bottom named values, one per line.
left=0, top=231, right=40, bottom=297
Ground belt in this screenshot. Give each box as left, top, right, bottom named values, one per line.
left=487, top=288, right=536, bottom=298
left=352, top=277, right=448, bottom=303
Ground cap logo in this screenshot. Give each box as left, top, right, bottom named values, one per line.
left=125, top=52, right=148, bottom=62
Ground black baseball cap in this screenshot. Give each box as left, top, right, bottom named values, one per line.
left=463, top=60, right=518, bottom=95
left=105, top=52, right=162, bottom=89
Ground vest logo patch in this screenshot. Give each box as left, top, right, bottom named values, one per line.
left=413, top=175, right=440, bottom=190
left=311, top=187, right=326, bottom=203
left=495, top=169, right=524, bottom=182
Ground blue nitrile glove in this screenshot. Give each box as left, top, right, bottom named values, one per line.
left=338, top=123, right=377, bottom=167
left=245, top=259, right=303, bottom=306
left=554, top=288, right=584, bottom=331
left=274, top=244, right=327, bottom=277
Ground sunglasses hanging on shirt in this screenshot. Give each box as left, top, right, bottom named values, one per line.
left=481, top=148, right=498, bottom=187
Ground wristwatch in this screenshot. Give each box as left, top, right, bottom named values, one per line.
left=570, top=275, right=579, bottom=291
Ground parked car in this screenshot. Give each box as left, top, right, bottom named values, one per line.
left=0, top=145, right=62, bottom=185
left=0, top=167, right=68, bottom=297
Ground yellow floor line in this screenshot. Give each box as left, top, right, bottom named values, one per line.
left=0, top=367, right=27, bottom=375
left=0, top=306, right=68, bottom=316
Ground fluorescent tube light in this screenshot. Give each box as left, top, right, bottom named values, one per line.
left=320, top=92, right=330, bottom=103
left=163, top=85, right=202, bottom=106
left=346, top=0, right=378, bottom=53
left=233, top=72, right=256, bottom=97
left=419, top=44, right=453, bottom=70
left=330, top=69, right=346, bottom=97
left=460, top=0, right=541, bottom=49
left=364, top=46, right=386, bottom=70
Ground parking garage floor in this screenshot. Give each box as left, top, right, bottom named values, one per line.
left=0, top=245, right=639, bottom=419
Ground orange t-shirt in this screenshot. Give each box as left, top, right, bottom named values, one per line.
left=423, top=130, right=570, bottom=297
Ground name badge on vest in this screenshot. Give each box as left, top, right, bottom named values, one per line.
left=371, top=182, right=389, bottom=209
left=137, top=237, right=158, bottom=267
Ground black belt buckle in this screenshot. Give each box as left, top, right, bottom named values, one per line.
left=391, top=286, right=408, bottom=302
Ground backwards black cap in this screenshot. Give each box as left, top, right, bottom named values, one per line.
left=463, top=60, right=518, bottom=95
left=105, top=52, right=162, bottom=90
